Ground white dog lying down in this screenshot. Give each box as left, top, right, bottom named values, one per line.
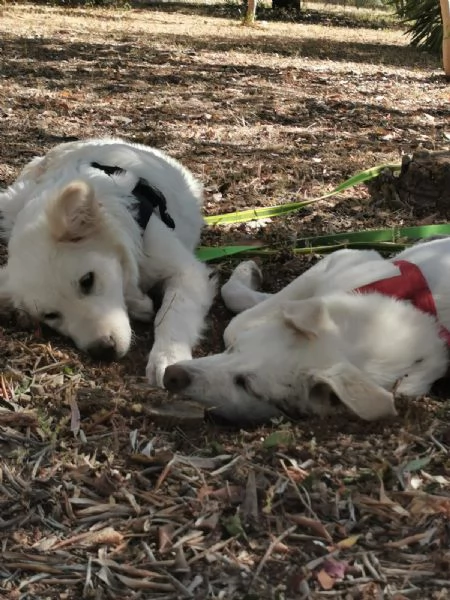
left=0, top=138, right=216, bottom=386
left=163, top=238, right=450, bottom=423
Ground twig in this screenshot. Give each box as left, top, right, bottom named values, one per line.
left=210, top=454, right=242, bottom=477
left=306, top=550, right=341, bottom=571
left=280, top=459, right=319, bottom=520
left=153, top=568, right=194, bottom=598
left=361, top=552, right=384, bottom=582
left=154, top=457, right=177, bottom=491
left=428, top=433, right=449, bottom=454
left=390, top=589, right=421, bottom=598
left=0, top=375, right=10, bottom=401
left=83, top=555, right=93, bottom=597
left=32, top=359, right=73, bottom=374
left=188, top=538, right=238, bottom=565
left=140, top=542, right=193, bottom=597
left=250, top=525, right=297, bottom=587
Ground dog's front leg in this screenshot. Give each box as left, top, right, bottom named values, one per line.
left=125, top=285, right=154, bottom=323
left=141, top=218, right=216, bottom=388
left=224, top=248, right=379, bottom=334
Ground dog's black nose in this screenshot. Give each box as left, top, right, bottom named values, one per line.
left=87, top=336, right=117, bottom=362
left=163, top=365, right=192, bottom=393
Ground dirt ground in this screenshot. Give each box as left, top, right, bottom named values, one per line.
left=1, top=3, right=450, bottom=599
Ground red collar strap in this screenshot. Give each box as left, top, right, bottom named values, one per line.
left=355, top=259, right=450, bottom=346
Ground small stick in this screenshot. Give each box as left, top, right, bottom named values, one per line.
left=250, top=525, right=297, bottom=587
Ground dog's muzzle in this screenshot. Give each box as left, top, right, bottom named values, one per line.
left=87, top=336, right=118, bottom=362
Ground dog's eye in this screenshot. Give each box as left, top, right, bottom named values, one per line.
left=79, top=272, right=95, bottom=295
left=234, top=374, right=249, bottom=391
left=234, top=374, right=262, bottom=399
left=43, top=311, right=61, bottom=321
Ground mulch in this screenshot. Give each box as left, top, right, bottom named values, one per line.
left=1, top=3, right=450, bottom=599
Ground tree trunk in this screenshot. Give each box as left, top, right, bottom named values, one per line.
left=272, top=0, right=301, bottom=11
left=440, top=0, right=450, bottom=77
left=367, top=150, right=450, bottom=216
left=244, top=0, right=257, bottom=24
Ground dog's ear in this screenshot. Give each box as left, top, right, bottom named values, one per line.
left=309, top=363, right=397, bottom=421
left=282, top=298, right=329, bottom=340
left=46, top=181, right=102, bottom=242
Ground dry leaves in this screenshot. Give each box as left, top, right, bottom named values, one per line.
left=1, top=2, right=450, bottom=599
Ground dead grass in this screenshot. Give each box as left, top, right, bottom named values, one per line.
left=1, top=3, right=450, bottom=599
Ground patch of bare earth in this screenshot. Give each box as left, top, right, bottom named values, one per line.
left=1, top=4, right=450, bottom=598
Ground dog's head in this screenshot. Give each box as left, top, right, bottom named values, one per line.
left=0, top=180, right=134, bottom=360
left=163, top=296, right=397, bottom=424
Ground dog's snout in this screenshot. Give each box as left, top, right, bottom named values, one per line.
left=87, top=336, right=117, bottom=361
left=163, top=365, right=192, bottom=393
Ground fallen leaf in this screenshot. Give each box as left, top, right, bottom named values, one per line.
left=322, top=557, right=348, bottom=579
left=288, top=514, right=332, bottom=542
left=316, top=568, right=335, bottom=590
left=32, top=535, right=59, bottom=551
left=174, top=546, right=190, bottom=573
left=241, top=470, right=258, bottom=521
left=52, top=526, right=124, bottom=549
left=66, top=386, right=80, bottom=437
left=409, top=493, right=450, bottom=519
left=263, top=429, right=294, bottom=449
left=158, top=524, right=174, bottom=554
left=360, top=581, right=383, bottom=599
left=262, top=484, right=275, bottom=514
left=208, top=485, right=244, bottom=503
left=335, top=534, right=360, bottom=549
left=222, top=513, right=246, bottom=538
left=195, top=513, right=220, bottom=532
left=401, top=456, right=432, bottom=473
left=385, top=527, right=436, bottom=549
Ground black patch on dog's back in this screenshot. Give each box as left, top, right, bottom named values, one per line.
left=91, top=162, right=125, bottom=177
left=91, top=162, right=175, bottom=231
left=132, top=178, right=175, bottom=231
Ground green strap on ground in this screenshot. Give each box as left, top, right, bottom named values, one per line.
left=203, top=163, right=401, bottom=226
left=197, top=162, right=450, bottom=262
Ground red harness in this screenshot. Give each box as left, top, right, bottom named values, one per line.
left=355, top=259, right=450, bottom=346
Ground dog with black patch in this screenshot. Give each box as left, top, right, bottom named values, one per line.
left=0, top=138, right=216, bottom=387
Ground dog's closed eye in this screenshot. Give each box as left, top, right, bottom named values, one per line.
left=43, top=311, right=61, bottom=321
left=234, top=374, right=264, bottom=400
left=79, top=272, right=95, bottom=295
left=234, top=374, right=250, bottom=391
left=234, top=375, right=247, bottom=389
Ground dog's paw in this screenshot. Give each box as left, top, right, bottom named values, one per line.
left=231, top=260, right=263, bottom=290
left=146, top=346, right=192, bottom=388
left=127, top=293, right=154, bottom=323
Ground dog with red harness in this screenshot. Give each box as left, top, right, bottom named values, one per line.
left=163, top=238, right=450, bottom=424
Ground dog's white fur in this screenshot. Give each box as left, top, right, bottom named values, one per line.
left=163, top=238, right=450, bottom=423
left=0, top=138, right=216, bottom=386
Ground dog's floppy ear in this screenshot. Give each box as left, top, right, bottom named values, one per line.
left=309, top=363, right=397, bottom=421
left=46, top=181, right=102, bottom=242
left=282, top=298, right=330, bottom=340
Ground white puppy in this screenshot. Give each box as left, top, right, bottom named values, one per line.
left=163, top=238, right=450, bottom=423
left=0, top=138, right=216, bottom=386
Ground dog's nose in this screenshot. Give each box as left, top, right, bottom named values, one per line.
left=163, top=365, right=192, bottom=393
left=87, top=336, right=117, bottom=362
